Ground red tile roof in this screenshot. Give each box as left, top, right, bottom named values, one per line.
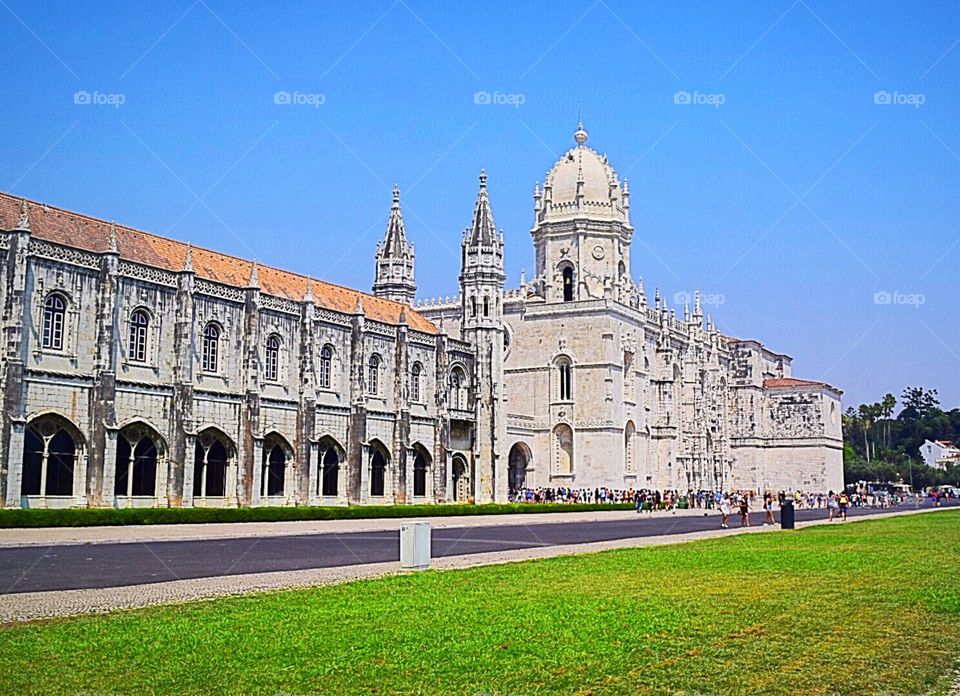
left=0, top=193, right=438, bottom=334
left=763, top=378, right=835, bottom=390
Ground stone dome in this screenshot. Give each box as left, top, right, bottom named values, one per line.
left=538, top=124, right=628, bottom=223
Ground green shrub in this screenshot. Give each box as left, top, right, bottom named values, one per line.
left=0, top=502, right=635, bottom=528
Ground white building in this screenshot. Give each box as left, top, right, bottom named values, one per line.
left=920, top=440, right=960, bottom=469
left=0, top=123, right=844, bottom=510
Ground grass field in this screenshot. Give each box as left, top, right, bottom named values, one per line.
left=2, top=511, right=959, bottom=695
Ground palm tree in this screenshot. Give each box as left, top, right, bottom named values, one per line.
left=881, top=393, right=896, bottom=448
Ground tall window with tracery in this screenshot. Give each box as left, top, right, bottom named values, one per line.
left=128, top=309, right=149, bottom=362
left=367, top=354, right=381, bottom=395
left=264, top=335, right=280, bottom=382
left=42, top=293, right=66, bottom=350
left=319, top=345, right=333, bottom=390
left=410, top=362, right=421, bottom=402
left=557, top=358, right=573, bottom=401
left=201, top=323, right=221, bottom=373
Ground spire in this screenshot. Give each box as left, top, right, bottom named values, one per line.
left=107, top=221, right=119, bottom=254
left=16, top=199, right=29, bottom=231
left=183, top=243, right=193, bottom=272
left=693, top=289, right=703, bottom=321
left=380, top=185, right=410, bottom=258
left=466, top=169, right=496, bottom=246
left=398, top=306, right=408, bottom=325
left=636, top=275, right=646, bottom=306
left=654, top=287, right=661, bottom=310
left=303, top=279, right=314, bottom=303
left=372, top=186, right=416, bottom=304
left=247, top=261, right=259, bottom=288
left=354, top=295, right=364, bottom=315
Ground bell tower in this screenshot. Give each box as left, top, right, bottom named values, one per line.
left=459, top=170, right=507, bottom=503
left=530, top=123, right=633, bottom=304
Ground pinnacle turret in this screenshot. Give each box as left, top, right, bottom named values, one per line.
left=372, top=185, right=416, bottom=305
left=465, top=169, right=496, bottom=247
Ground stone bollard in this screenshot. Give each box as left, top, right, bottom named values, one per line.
left=400, top=522, right=431, bottom=570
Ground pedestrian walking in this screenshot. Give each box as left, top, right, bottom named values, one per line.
left=838, top=491, right=849, bottom=521
left=763, top=493, right=776, bottom=526
left=739, top=494, right=750, bottom=527
left=720, top=493, right=731, bottom=528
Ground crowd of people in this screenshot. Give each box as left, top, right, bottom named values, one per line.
left=509, top=485, right=957, bottom=528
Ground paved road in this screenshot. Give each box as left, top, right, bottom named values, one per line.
left=0, top=501, right=952, bottom=594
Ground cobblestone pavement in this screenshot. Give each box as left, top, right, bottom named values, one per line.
left=0, top=504, right=953, bottom=624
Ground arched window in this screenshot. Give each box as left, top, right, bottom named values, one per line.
left=483, top=296, right=489, bottom=317
left=413, top=451, right=429, bottom=497
left=624, top=420, right=636, bottom=474
left=450, top=367, right=465, bottom=410
left=557, top=358, right=573, bottom=401
left=264, top=334, right=281, bottom=382
left=319, top=345, right=333, bottom=390
left=201, top=323, right=221, bottom=373
left=128, top=309, right=149, bottom=362
left=367, top=354, right=381, bottom=395
left=22, top=417, right=79, bottom=496
left=410, top=362, right=422, bottom=403
left=470, top=297, right=477, bottom=318
left=554, top=423, right=574, bottom=475
left=42, top=293, right=66, bottom=350
left=115, top=426, right=161, bottom=497
left=320, top=445, right=340, bottom=497
left=370, top=446, right=387, bottom=496
left=562, top=266, right=575, bottom=302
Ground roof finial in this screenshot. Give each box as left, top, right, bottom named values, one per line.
left=354, top=295, right=364, bottom=315
left=303, top=279, right=314, bottom=303
left=247, top=260, right=259, bottom=288
left=107, top=221, right=119, bottom=253
left=479, top=168, right=487, bottom=189
left=16, top=198, right=29, bottom=231
left=574, top=120, right=588, bottom=146
left=392, top=184, right=400, bottom=207
left=183, top=243, right=193, bottom=272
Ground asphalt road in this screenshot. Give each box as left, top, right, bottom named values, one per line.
left=0, top=501, right=952, bottom=594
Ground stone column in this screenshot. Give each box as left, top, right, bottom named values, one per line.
left=0, top=226, right=30, bottom=507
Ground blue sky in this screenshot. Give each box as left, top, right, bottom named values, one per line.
left=3, top=0, right=959, bottom=410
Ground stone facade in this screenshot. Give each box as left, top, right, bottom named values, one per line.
left=0, top=124, right=843, bottom=510
left=418, top=124, right=844, bottom=496
left=0, top=196, right=478, bottom=509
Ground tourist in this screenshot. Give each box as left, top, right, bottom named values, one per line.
left=838, top=491, right=849, bottom=521
left=827, top=491, right=838, bottom=521
left=739, top=494, right=750, bottom=527
left=720, top=493, right=731, bottom=528
left=763, top=493, right=776, bottom=526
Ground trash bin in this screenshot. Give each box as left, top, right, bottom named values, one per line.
left=780, top=499, right=795, bottom=529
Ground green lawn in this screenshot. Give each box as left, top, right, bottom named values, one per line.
left=2, top=512, right=959, bottom=695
